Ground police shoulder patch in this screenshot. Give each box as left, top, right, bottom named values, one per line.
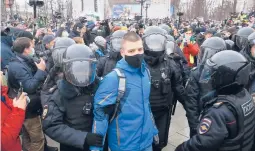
left=199, top=118, right=212, bottom=135
left=42, top=105, right=48, bottom=120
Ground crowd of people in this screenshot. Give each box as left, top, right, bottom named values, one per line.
left=1, top=9, right=255, bottom=151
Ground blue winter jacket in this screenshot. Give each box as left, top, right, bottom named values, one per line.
left=90, top=58, right=158, bottom=151
left=1, top=36, right=15, bottom=70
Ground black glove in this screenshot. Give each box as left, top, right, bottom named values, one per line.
left=84, top=133, right=103, bottom=147
left=175, top=144, right=184, bottom=151
left=189, top=127, right=197, bottom=138
left=249, top=70, right=255, bottom=80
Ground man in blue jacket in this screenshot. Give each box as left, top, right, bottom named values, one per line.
left=91, top=32, right=158, bottom=151
left=1, top=27, right=15, bottom=70
left=8, top=37, right=47, bottom=151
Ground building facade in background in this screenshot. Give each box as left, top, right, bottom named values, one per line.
left=236, top=0, right=255, bottom=13
left=148, top=0, right=171, bottom=18
left=109, top=0, right=171, bottom=19
left=72, top=0, right=108, bottom=20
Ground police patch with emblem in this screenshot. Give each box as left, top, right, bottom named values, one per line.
left=199, top=118, right=212, bottom=134
left=42, top=105, right=48, bottom=120
left=242, top=99, right=254, bottom=116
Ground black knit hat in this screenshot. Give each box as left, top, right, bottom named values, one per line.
left=42, top=35, right=55, bottom=44
left=16, top=31, right=34, bottom=40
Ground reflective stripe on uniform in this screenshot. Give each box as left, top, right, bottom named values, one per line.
left=98, top=93, right=113, bottom=105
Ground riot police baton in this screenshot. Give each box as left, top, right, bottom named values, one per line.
left=171, top=100, right=177, bottom=115
left=252, top=93, right=255, bottom=103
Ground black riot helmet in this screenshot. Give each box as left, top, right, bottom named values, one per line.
left=63, top=44, right=97, bottom=87
left=247, top=32, right=255, bottom=58
left=110, top=30, right=127, bottom=52
left=166, top=34, right=175, bottom=42
left=198, top=37, right=227, bottom=65
left=165, top=35, right=176, bottom=55
left=199, top=50, right=250, bottom=94
left=248, top=32, right=255, bottom=47
left=159, top=24, right=171, bottom=35
left=52, top=37, right=76, bottom=67
left=142, top=26, right=167, bottom=52
left=225, top=40, right=235, bottom=50
left=235, top=27, right=254, bottom=50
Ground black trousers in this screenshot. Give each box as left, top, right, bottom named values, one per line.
left=152, top=107, right=172, bottom=151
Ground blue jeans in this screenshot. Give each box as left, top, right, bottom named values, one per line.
left=141, top=146, right=152, bottom=151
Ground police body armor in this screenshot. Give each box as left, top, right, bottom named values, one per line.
left=102, top=57, right=117, bottom=77
left=61, top=89, right=93, bottom=131
left=148, top=57, right=174, bottom=110
left=189, top=67, right=205, bottom=112
left=210, top=89, right=255, bottom=151
left=52, top=88, right=94, bottom=151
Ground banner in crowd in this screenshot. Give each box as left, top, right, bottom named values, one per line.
left=112, top=4, right=140, bottom=19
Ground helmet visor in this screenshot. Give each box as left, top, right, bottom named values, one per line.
left=236, top=35, right=248, bottom=50
left=145, top=34, right=166, bottom=52
left=197, top=47, right=219, bottom=65
left=250, top=39, right=255, bottom=47
left=199, top=63, right=215, bottom=84
left=52, top=46, right=67, bottom=67
left=199, top=60, right=216, bottom=100
left=111, top=38, right=122, bottom=52
left=165, top=41, right=176, bottom=55
left=63, top=58, right=97, bottom=87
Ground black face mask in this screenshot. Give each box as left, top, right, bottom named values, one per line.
left=125, top=54, right=144, bottom=68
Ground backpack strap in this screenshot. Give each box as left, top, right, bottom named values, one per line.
left=114, top=68, right=126, bottom=100
left=95, top=49, right=105, bottom=57
left=109, top=68, right=126, bottom=123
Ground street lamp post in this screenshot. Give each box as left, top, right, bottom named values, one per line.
left=140, top=0, right=144, bottom=17
left=177, top=12, right=184, bottom=29
left=8, top=0, right=14, bottom=19
left=28, top=0, right=44, bottom=35
left=144, top=1, right=151, bottom=24
left=138, top=0, right=148, bottom=18
left=138, top=0, right=151, bottom=23
left=29, top=0, right=44, bottom=19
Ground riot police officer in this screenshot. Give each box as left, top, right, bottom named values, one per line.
left=176, top=50, right=255, bottom=151
left=249, top=32, right=255, bottom=151
left=225, top=39, right=235, bottom=50
left=96, top=30, right=127, bottom=78
left=185, top=37, right=227, bottom=137
left=159, top=24, right=171, bottom=35
left=241, top=32, right=255, bottom=94
left=160, top=24, right=190, bottom=79
left=165, top=33, right=189, bottom=85
left=233, top=27, right=254, bottom=52
left=142, top=26, right=188, bottom=151
left=42, top=44, right=103, bottom=151
left=40, top=37, right=76, bottom=105
left=90, top=36, right=107, bottom=59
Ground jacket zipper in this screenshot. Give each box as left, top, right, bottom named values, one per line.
left=116, top=115, right=120, bottom=146
left=140, top=74, right=145, bottom=150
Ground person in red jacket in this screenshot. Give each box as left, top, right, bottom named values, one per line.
left=1, top=71, right=28, bottom=151
left=179, top=28, right=199, bottom=67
